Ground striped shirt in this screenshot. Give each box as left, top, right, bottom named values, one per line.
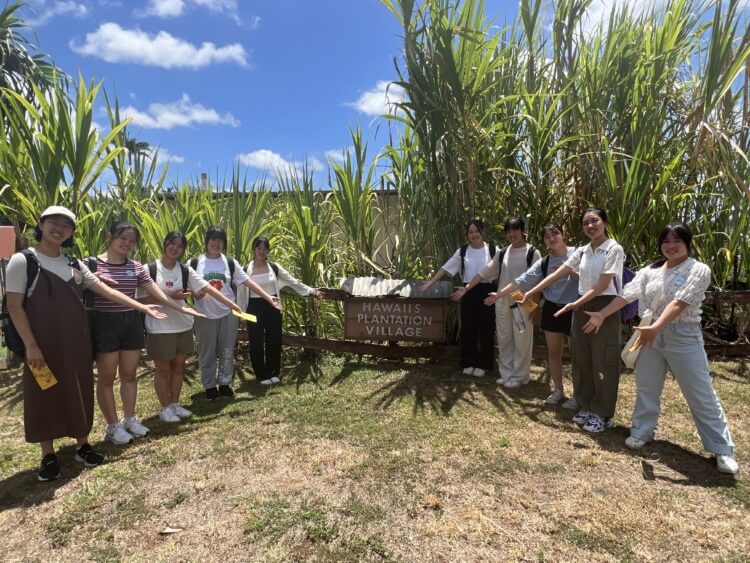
left=93, top=258, right=153, bottom=312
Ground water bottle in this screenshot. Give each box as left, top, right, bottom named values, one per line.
left=511, top=303, right=526, bottom=333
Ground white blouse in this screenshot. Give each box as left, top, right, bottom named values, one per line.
left=564, top=238, right=624, bottom=296
left=622, top=258, right=711, bottom=324
left=235, top=261, right=314, bottom=312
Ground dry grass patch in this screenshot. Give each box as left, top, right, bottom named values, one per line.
left=0, top=353, right=747, bottom=561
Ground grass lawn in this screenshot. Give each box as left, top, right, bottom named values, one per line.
left=0, top=350, right=748, bottom=562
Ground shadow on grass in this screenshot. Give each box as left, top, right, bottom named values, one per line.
left=0, top=369, right=23, bottom=412
left=0, top=435, right=151, bottom=512
left=356, top=361, right=527, bottom=417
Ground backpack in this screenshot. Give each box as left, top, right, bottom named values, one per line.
left=618, top=266, right=638, bottom=322
left=1, top=250, right=81, bottom=355
left=496, top=245, right=537, bottom=289
left=268, top=261, right=280, bottom=277
left=148, top=261, right=189, bottom=293
left=460, top=243, right=497, bottom=278
left=190, top=255, right=236, bottom=292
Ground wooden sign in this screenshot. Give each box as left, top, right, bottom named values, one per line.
left=345, top=298, right=446, bottom=342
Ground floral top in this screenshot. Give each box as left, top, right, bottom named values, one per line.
left=622, top=258, right=710, bottom=324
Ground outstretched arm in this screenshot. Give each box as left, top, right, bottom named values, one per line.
left=89, top=281, right=167, bottom=320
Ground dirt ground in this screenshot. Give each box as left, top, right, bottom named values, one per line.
left=0, top=354, right=747, bottom=562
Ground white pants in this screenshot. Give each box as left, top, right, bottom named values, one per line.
left=632, top=323, right=734, bottom=455
left=495, top=297, right=533, bottom=383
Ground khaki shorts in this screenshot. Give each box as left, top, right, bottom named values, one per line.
left=146, top=330, right=194, bottom=361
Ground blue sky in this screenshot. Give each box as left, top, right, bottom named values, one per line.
left=16, top=0, right=527, bottom=187
left=17, top=0, right=536, bottom=187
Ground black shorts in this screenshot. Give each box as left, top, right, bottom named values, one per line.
left=541, top=300, right=572, bottom=335
left=92, top=310, right=145, bottom=354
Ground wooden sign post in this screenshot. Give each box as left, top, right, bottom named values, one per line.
left=344, top=298, right=446, bottom=342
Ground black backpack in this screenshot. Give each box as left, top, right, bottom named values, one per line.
left=459, top=243, right=497, bottom=278
left=1, top=250, right=81, bottom=355
left=190, top=255, right=237, bottom=291
left=496, top=245, right=537, bottom=289
left=148, top=261, right=189, bottom=292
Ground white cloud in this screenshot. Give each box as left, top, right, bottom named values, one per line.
left=149, top=147, right=185, bottom=165
left=325, top=148, right=351, bottom=164
left=346, top=81, right=405, bottom=117
left=141, top=0, right=185, bottom=17
left=138, top=0, right=246, bottom=24
left=248, top=15, right=261, bottom=29
left=25, top=1, right=89, bottom=26
left=120, top=94, right=240, bottom=130
left=69, top=23, right=249, bottom=69
left=238, top=150, right=324, bottom=174
left=580, top=0, right=664, bottom=34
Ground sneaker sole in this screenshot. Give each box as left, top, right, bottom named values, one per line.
left=105, top=435, right=134, bottom=446
left=74, top=454, right=102, bottom=468
left=37, top=472, right=60, bottom=482
left=625, top=441, right=648, bottom=450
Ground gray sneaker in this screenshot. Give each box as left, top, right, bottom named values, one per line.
left=561, top=396, right=578, bottom=410
left=545, top=389, right=565, bottom=405
left=123, top=416, right=150, bottom=438
left=104, top=422, right=134, bottom=445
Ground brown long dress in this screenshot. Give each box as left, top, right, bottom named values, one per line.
left=22, top=267, right=94, bottom=443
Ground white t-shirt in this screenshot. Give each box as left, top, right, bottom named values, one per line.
left=440, top=243, right=499, bottom=283
left=191, top=255, right=249, bottom=319
left=138, top=261, right=209, bottom=334
left=6, top=248, right=98, bottom=297
left=499, top=245, right=541, bottom=289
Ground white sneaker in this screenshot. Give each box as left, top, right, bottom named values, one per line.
left=625, top=436, right=649, bottom=450
left=462, top=367, right=475, bottom=376
left=472, top=368, right=486, bottom=377
left=545, top=389, right=565, bottom=405
left=104, top=422, right=134, bottom=445
left=495, top=376, right=509, bottom=385
left=716, top=454, right=739, bottom=475
left=170, top=403, right=192, bottom=418
left=561, top=396, right=578, bottom=410
left=260, top=379, right=273, bottom=386
left=123, top=416, right=150, bottom=438
left=270, top=376, right=280, bottom=384
left=159, top=406, right=180, bottom=423
left=503, top=379, right=525, bottom=389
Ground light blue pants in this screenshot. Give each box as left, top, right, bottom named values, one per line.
left=194, top=314, right=239, bottom=389
left=632, top=323, right=734, bottom=455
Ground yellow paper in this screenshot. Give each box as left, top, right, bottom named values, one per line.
left=629, top=336, right=642, bottom=353
left=232, top=310, right=257, bottom=323
left=30, top=363, right=58, bottom=390
left=511, top=290, right=538, bottom=312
